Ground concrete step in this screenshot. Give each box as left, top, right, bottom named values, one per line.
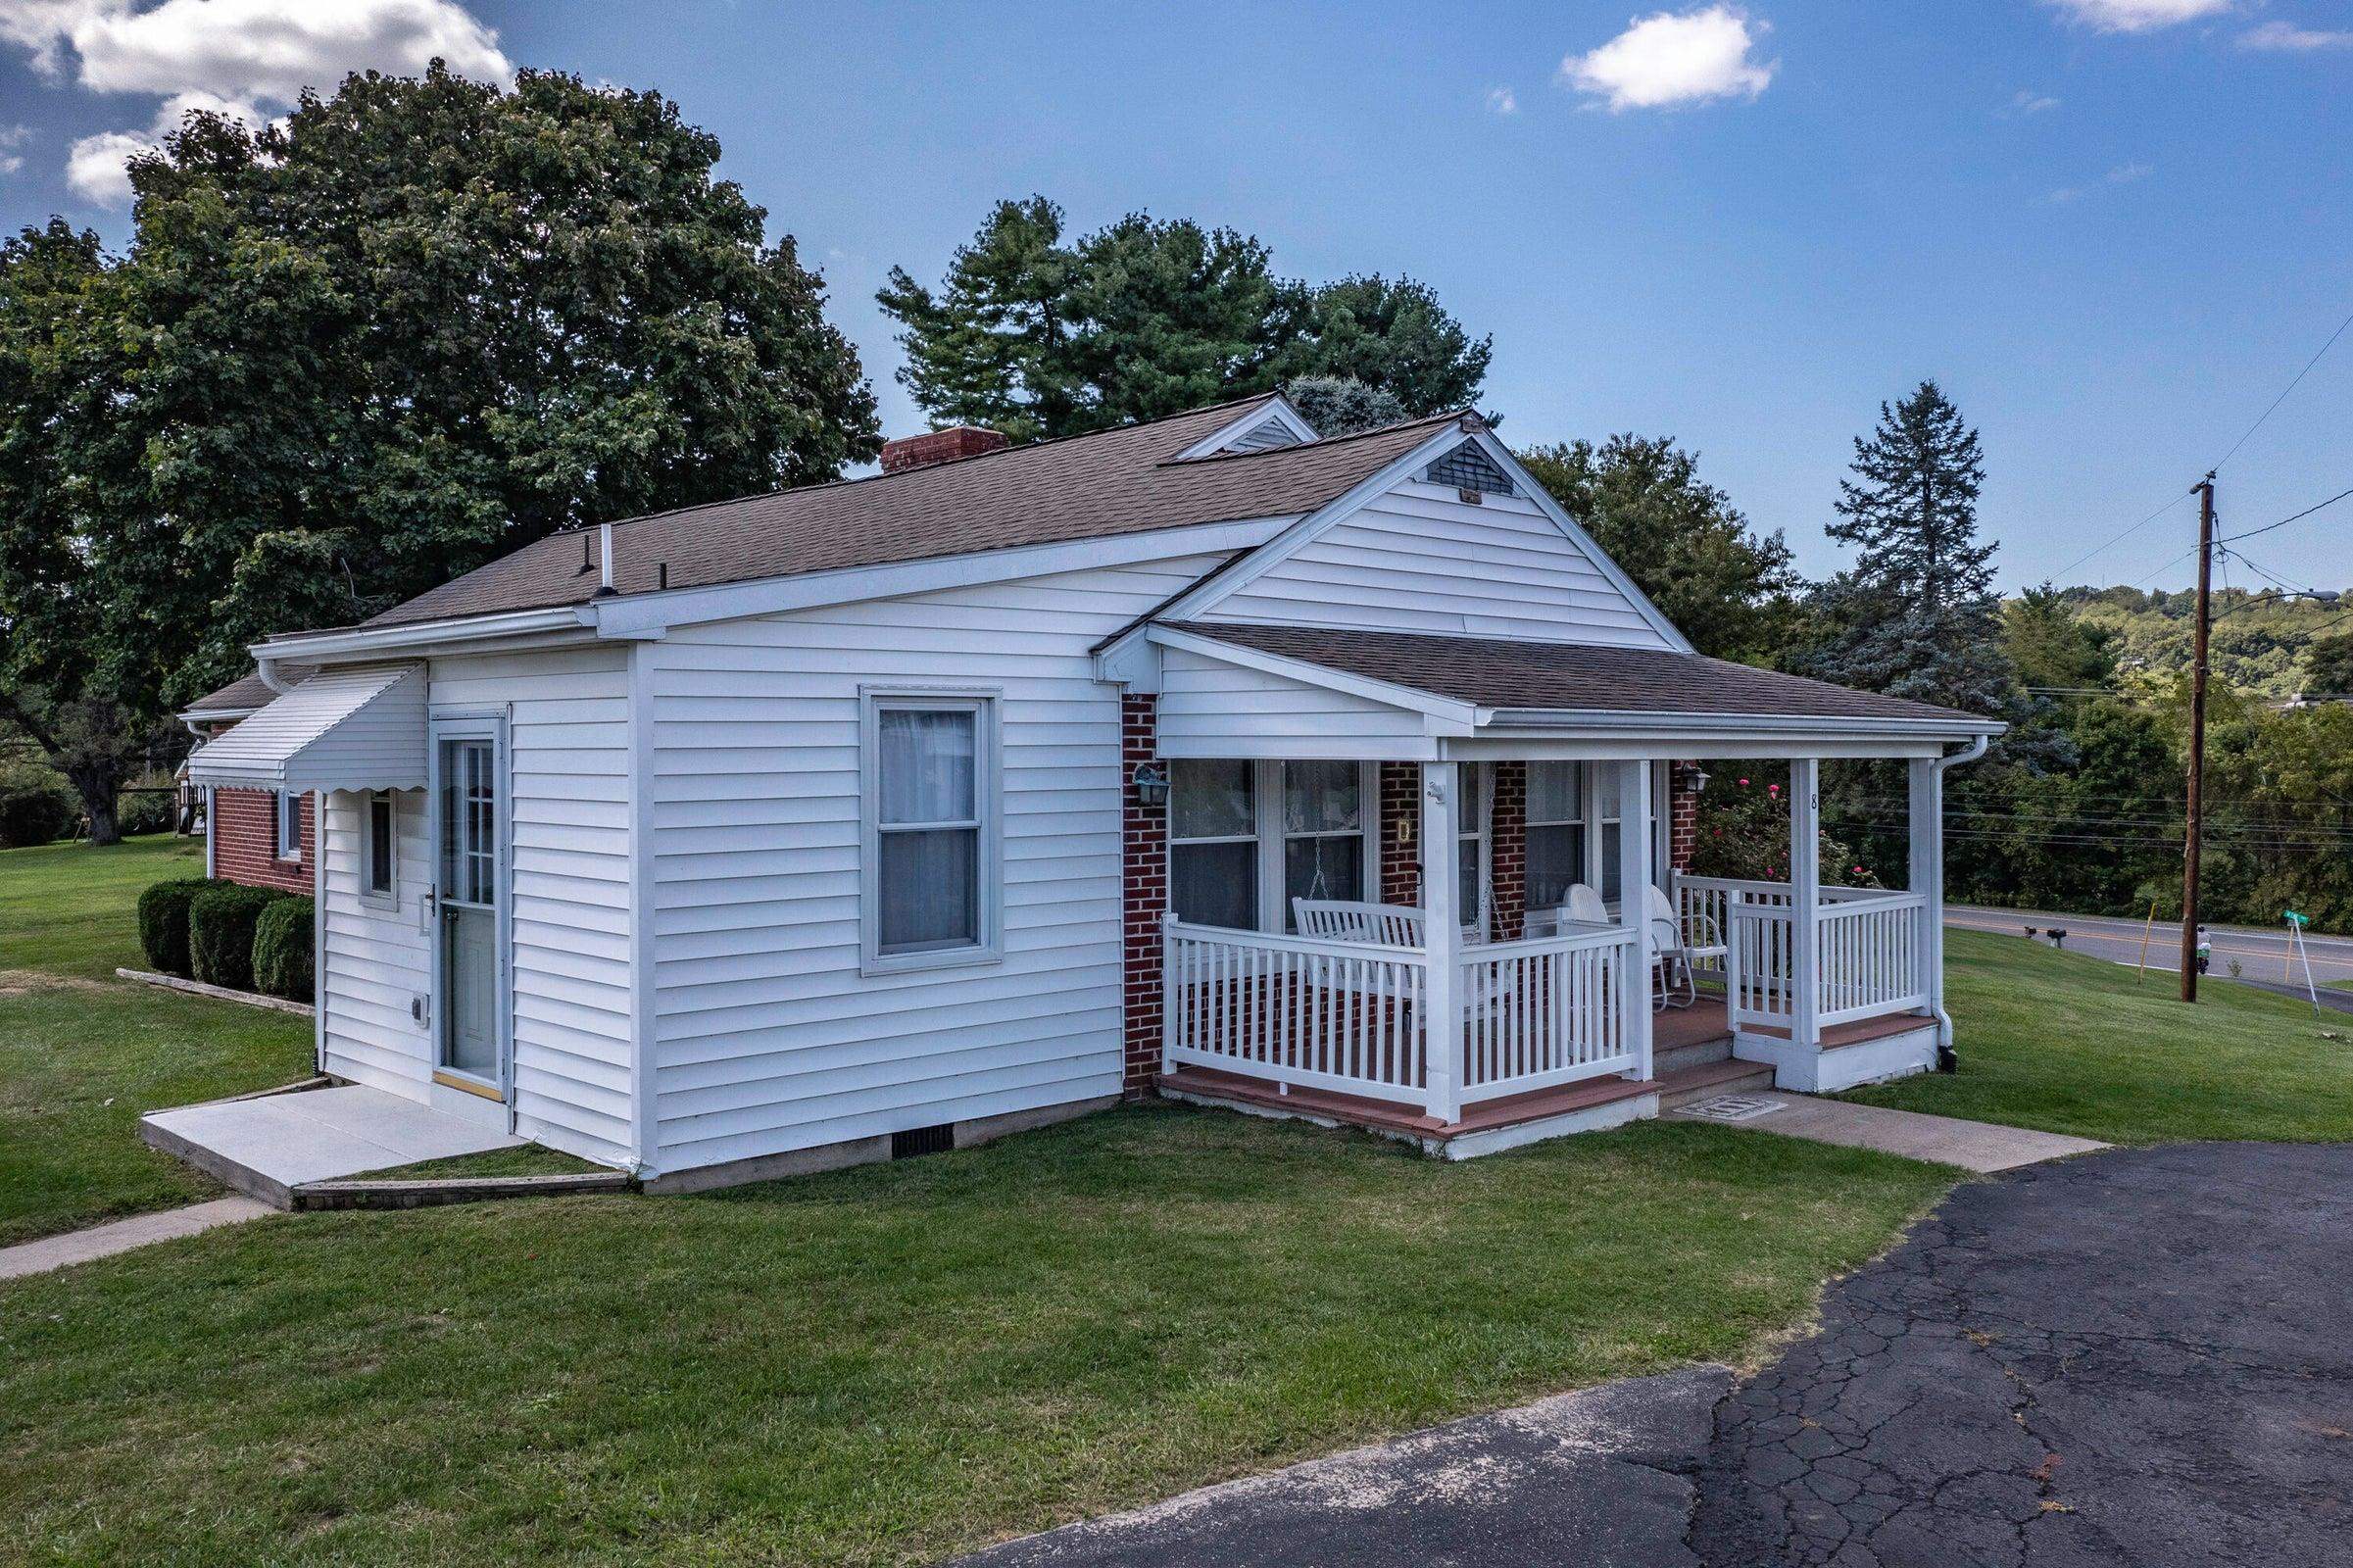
left=1656, top=1055, right=1776, bottom=1112
left=1653, top=1034, right=1734, bottom=1077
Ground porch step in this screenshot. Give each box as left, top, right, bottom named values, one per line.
left=1652, top=1033, right=1734, bottom=1077
left=1655, top=1056, right=1776, bottom=1112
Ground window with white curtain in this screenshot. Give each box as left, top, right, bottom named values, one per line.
left=1169, top=760, right=1376, bottom=932
left=861, top=691, right=1000, bottom=971
left=1525, top=761, right=1587, bottom=910
left=1597, top=764, right=1624, bottom=903
left=1454, top=762, right=1491, bottom=935
left=1170, top=759, right=1257, bottom=930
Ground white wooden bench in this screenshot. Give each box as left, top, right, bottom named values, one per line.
left=1291, top=898, right=1425, bottom=947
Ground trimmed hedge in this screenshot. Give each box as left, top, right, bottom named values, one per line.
left=136, top=878, right=218, bottom=978
left=189, top=883, right=281, bottom=992
left=253, top=896, right=315, bottom=1002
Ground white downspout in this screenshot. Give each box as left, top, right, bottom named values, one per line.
left=1927, top=734, right=1991, bottom=1065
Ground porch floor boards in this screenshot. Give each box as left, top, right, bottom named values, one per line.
left=1158, top=1063, right=1664, bottom=1144
left=1742, top=1012, right=1936, bottom=1050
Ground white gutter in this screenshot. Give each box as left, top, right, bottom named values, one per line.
left=1484, top=708, right=2008, bottom=740
left=1929, top=733, right=1992, bottom=1064
left=252, top=604, right=593, bottom=664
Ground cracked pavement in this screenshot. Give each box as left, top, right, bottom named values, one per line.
left=1692, top=1142, right=2353, bottom=1566
left=956, top=1144, right=2353, bottom=1566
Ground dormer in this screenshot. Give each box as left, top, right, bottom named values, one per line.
left=1172, top=396, right=1321, bottom=460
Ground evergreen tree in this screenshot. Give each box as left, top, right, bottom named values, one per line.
left=1798, top=381, right=2015, bottom=714
left=1517, top=434, right=1799, bottom=662
left=1283, top=375, right=1407, bottom=437
left=879, top=197, right=1488, bottom=441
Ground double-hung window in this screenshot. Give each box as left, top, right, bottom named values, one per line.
left=1169, top=760, right=1375, bottom=933
left=862, top=691, right=1000, bottom=971
left=1525, top=762, right=1587, bottom=911
left=273, top=790, right=302, bottom=861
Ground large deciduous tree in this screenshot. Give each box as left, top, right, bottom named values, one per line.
left=1515, top=434, right=1799, bottom=663
left=0, top=67, right=880, bottom=841
left=878, top=196, right=1488, bottom=443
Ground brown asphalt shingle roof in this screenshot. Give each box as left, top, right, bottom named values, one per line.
left=1161, top=622, right=1998, bottom=727
left=182, top=664, right=319, bottom=717
left=362, top=397, right=1466, bottom=630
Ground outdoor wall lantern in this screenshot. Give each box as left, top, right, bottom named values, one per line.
left=1684, top=765, right=1712, bottom=794
left=1132, top=761, right=1170, bottom=810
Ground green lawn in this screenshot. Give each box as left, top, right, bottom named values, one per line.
left=0, top=835, right=314, bottom=1244
left=0, top=1107, right=1946, bottom=1566
left=1841, top=926, right=2353, bottom=1143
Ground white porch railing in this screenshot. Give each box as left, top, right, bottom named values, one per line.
left=1163, top=917, right=1641, bottom=1116
left=1460, top=926, right=1640, bottom=1101
left=1677, top=873, right=1931, bottom=1040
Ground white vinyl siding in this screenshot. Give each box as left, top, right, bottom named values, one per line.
left=1204, top=478, right=1678, bottom=650
left=1155, top=645, right=1433, bottom=760
left=431, top=648, right=634, bottom=1164
left=318, top=786, right=430, bottom=1096
left=644, top=554, right=1226, bottom=1176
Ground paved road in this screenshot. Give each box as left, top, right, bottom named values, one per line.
left=1949, top=904, right=2353, bottom=990
left=961, top=1145, right=2353, bottom=1566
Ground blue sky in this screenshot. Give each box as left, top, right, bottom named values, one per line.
left=3, top=0, right=2348, bottom=594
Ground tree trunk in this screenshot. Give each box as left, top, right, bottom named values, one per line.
left=62, top=764, right=122, bottom=847
left=84, top=800, right=121, bottom=848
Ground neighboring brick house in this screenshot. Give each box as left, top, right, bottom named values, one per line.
left=180, top=666, right=318, bottom=895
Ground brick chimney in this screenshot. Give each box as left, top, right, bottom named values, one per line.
left=879, top=424, right=1009, bottom=474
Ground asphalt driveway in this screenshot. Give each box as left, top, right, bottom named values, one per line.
left=960, top=1143, right=2353, bottom=1566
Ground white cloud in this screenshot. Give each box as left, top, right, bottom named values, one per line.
left=2043, top=0, right=2231, bottom=33
left=2108, top=160, right=2153, bottom=181
left=0, top=122, right=29, bottom=174
left=1561, top=6, right=1777, bottom=112
left=1485, top=84, right=1518, bottom=115
left=0, top=0, right=511, bottom=205
left=2238, top=19, right=2353, bottom=49
left=2008, top=89, right=2062, bottom=115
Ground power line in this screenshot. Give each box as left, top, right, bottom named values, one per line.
left=2050, top=490, right=2193, bottom=581
left=2213, top=303, right=2353, bottom=472
left=2217, top=483, right=2353, bottom=546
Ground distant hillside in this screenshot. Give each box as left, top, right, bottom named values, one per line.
left=2058, top=585, right=2349, bottom=699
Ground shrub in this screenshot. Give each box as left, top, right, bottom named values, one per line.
left=253, top=896, right=315, bottom=1002
left=190, top=883, right=281, bottom=992
left=0, top=762, right=77, bottom=848
left=136, top=877, right=218, bottom=977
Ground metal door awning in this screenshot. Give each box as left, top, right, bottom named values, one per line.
left=185, top=664, right=427, bottom=793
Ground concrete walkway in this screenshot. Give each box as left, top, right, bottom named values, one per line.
left=141, top=1084, right=523, bottom=1206
left=0, top=1197, right=274, bottom=1281
left=1671, top=1092, right=2106, bottom=1172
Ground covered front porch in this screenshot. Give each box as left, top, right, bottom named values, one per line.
left=1124, top=622, right=1999, bottom=1156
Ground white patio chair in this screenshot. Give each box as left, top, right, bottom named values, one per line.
left=1553, top=883, right=1610, bottom=930
left=1645, top=883, right=1726, bottom=1010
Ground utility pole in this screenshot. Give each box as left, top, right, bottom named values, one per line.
left=2179, top=473, right=2215, bottom=1003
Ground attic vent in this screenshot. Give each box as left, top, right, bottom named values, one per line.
left=1222, top=421, right=1302, bottom=455
left=891, top=1123, right=956, bottom=1160
left=1424, top=442, right=1514, bottom=497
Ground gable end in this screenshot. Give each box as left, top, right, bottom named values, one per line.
left=1423, top=441, right=1514, bottom=497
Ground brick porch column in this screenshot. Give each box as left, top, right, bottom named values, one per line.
left=1378, top=761, right=1420, bottom=906
left=1120, top=696, right=1166, bottom=1098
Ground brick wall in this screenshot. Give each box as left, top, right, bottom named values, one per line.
left=1669, top=761, right=1700, bottom=873
left=1120, top=697, right=1166, bottom=1098
left=1378, top=762, right=1419, bottom=906
left=1488, top=761, right=1527, bottom=941
left=210, top=785, right=314, bottom=894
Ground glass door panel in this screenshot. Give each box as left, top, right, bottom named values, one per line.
left=436, top=736, right=499, bottom=1083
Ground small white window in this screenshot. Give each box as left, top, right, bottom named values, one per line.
left=1170, top=760, right=1258, bottom=930
left=861, top=690, right=1001, bottom=972
left=274, top=790, right=303, bottom=861
left=363, top=791, right=399, bottom=905
left=1281, top=760, right=1365, bottom=925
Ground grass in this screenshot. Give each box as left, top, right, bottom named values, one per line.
left=1841, top=926, right=2353, bottom=1144
left=0, top=835, right=313, bottom=1244
left=0, top=1106, right=1948, bottom=1566
left=356, top=1145, right=611, bottom=1181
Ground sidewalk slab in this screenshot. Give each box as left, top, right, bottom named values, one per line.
left=141, top=1084, right=523, bottom=1207
left=0, top=1198, right=274, bottom=1281
left=1671, top=1093, right=2106, bottom=1172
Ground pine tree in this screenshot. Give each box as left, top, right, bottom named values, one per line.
left=1801, top=381, right=2015, bottom=714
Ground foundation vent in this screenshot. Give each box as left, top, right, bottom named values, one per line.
left=891, top=1123, right=956, bottom=1160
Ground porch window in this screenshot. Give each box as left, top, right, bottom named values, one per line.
left=1454, top=763, right=1491, bottom=934
left=363, top=790, right=398, bottom=905
left=1597, top=765, right=1624, bottom=903
left=1282, top=760, right=1364, bottom=920
left=273, top=790, right=302, bottom=861
left=1525, top=761, right=1586, bottom=909
left=1170, top=759, right=1257, bottom=930
left=862, top=692, right=1001, bottom=970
